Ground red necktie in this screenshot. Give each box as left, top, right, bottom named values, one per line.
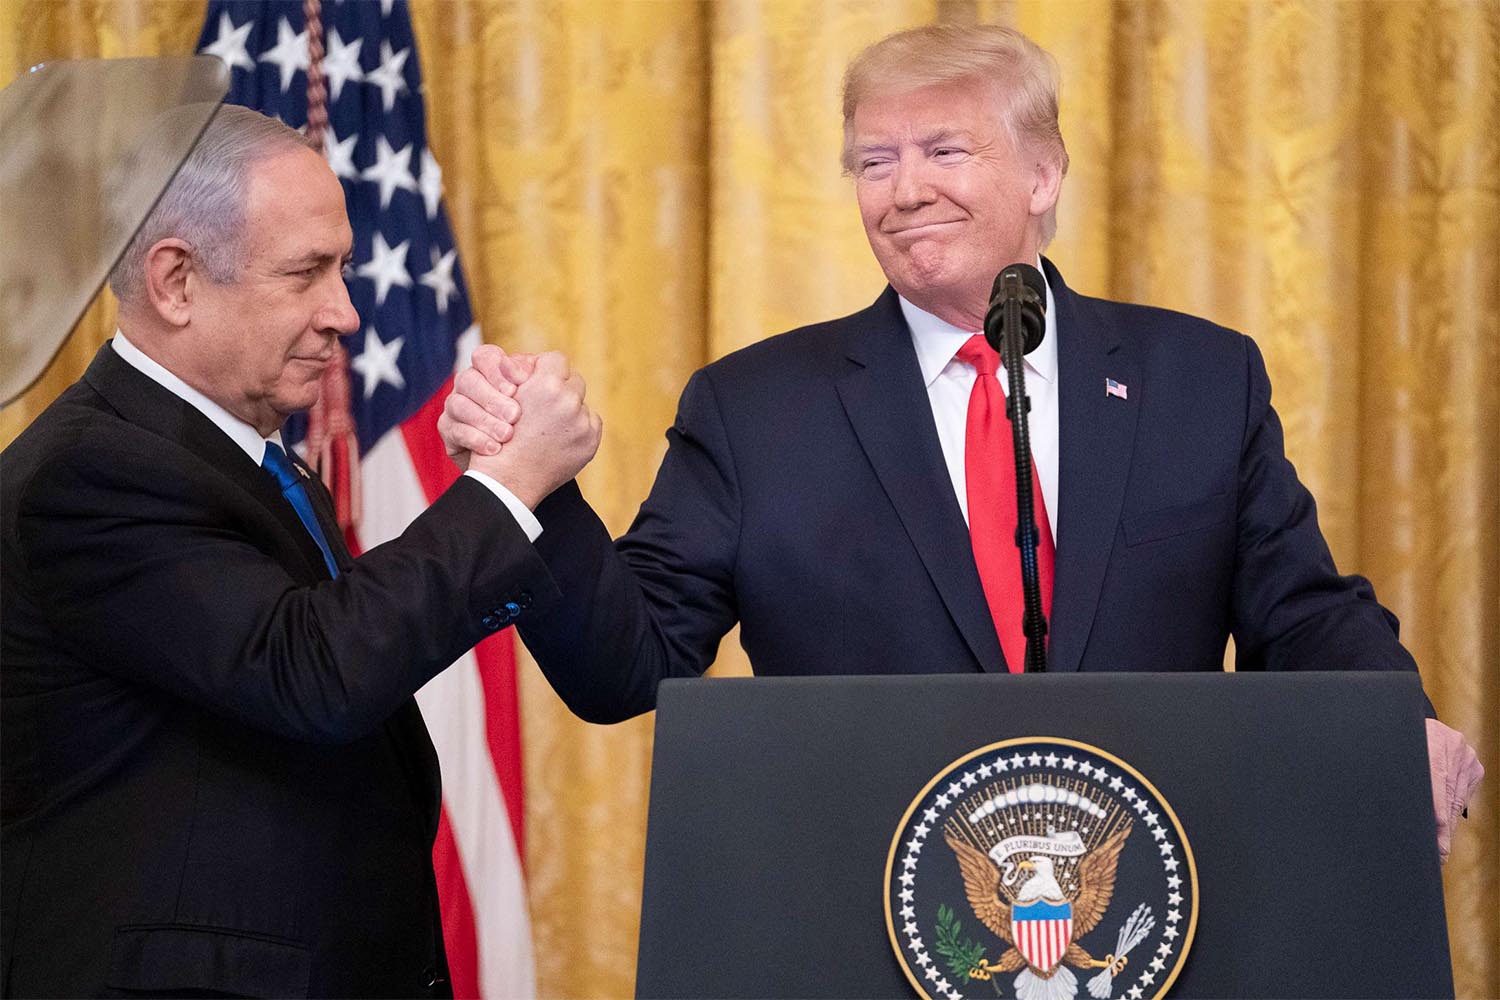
left=957, top=335, right=1055, bottom=672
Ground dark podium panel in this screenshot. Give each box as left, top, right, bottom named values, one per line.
left=636, top=672, right=1450, bottom=999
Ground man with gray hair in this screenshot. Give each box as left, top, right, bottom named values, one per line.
left=1, top=104, right=600, bottom=996
left=441, top=24, right=1478, bottom=851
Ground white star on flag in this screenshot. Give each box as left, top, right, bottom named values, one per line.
left=356, top=231, right=412, bottom=306
left=323, top=126, right=360, bottom=181
left=258, top=18, right=308, bottom=93
left=362, top=136, right=418, bottom=210
left=419, top=247, right=458, bottom=314
left=202, top=12, right=255, bottom=73
left=365, top=40, right=410, bottom=112
left=419, top=148, right=444, bottom=220
left=320, top=28, right=364, bottom=101
left=351, top=326, right=407, bottom=398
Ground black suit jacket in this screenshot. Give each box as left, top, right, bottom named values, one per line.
left=1, top=344, right=556, bottom=997
left=522, top=260, right=1418, bottom=723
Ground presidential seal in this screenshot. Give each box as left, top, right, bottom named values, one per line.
left=885, top=739, right=1197, bottom=1000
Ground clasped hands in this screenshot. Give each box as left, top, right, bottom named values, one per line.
left=438, top=345, right=602, bottom=510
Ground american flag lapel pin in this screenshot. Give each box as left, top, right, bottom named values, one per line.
left=1105, top=377, right=1128, bottom=400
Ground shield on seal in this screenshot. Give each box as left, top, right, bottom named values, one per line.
left=1011, top=899, right=1073, bottom=972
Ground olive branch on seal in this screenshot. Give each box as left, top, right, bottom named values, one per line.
left=934, top=904, right=1001, bottom=995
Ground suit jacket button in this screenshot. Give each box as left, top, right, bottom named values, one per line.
left=504, top=601, right=521, bottom=617
left=423, top=966, right=437, bottom=988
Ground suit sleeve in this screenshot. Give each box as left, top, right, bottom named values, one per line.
left=1229, top=337, right=1418, bottom=674
left=522, top=369, right=741, bottom=723
left=15, top=441, right=560, bottom=744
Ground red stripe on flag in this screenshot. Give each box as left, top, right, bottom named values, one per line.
left=433, top=807, right=481, bottom=1000
left=471, top=629, right=526, bottom=860
left=399, top=388, right=527, bottom=857
left=401, top=375, right=463, bottom=501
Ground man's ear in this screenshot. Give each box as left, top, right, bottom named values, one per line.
left=1028, top=156, right=1063, bottom=219
left=142, top=238, right=196, bottom=327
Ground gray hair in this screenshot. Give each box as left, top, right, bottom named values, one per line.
left=841, top=24, right=1069, bottom=245
left=108, top=104, right=313, bottom=304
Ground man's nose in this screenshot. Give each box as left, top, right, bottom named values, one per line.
left=321, top=276, right=361, bottom=336
left=891, top=157, right=934, bottom=210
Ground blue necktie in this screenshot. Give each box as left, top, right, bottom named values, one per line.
left=262, top=442, right=341, bottom=579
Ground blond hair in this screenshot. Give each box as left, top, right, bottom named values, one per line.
left=841, top=24, right=1069, bottom=243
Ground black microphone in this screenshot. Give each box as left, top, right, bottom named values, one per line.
left=982, top=262, right=1049, bottom=673
left=984, top=262, right=1046, bottom=356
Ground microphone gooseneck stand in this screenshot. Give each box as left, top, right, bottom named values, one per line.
left=985, top=266, right=1049, bottom=673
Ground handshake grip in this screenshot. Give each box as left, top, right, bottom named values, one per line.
left=438, top=346, right=603, bottom=510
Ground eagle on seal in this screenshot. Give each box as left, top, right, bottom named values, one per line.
left=944, top=821, right=1132, bottom=1000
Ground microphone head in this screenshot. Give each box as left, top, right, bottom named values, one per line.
left=985, top=262, right=1046, bottom=355
left=991, top=262, right=1047, bottom=313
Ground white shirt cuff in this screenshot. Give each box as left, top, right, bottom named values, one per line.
left=463, top=470, right=543, bottom=542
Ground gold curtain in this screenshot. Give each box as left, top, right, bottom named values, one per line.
left=3, top=2, right=1495, bottom=996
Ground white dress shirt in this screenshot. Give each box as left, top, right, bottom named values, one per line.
left=900, top=269, right=1059, bottom=544
left=111, top=332, right=541, bottom=541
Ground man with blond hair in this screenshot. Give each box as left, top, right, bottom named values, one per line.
left=1, top=104, right=600, bottom=996
left=441, top=25, right=1479, bottom=850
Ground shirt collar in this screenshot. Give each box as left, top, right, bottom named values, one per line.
left=902, top=260, right=1059, bottom=388
left=112, top=330, right=282, bottom=466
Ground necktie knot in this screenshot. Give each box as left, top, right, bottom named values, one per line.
left=262, top=441, right=300, bottom=491
left=261, top=441, right=340, bottom=579
left=956, top=334, right=1000, bottom=378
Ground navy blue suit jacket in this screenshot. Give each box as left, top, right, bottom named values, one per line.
left=526, top=261, right=1417, bottom=723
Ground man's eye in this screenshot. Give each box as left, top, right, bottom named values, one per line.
left=934, top=147, right=966, bottom=159
left=860, top=159, right=895, bottom=177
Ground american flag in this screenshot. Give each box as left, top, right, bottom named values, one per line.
left=1105, top=377, right=1128, bottom=400
left=197, top=3, right=534, bottom=996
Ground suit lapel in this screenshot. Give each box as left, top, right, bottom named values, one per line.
left=83, top=342, right=334, bottom=582
left=1046, top=262, right=1140, bottom=673
left=833, top=289, right=1004, bottom=672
